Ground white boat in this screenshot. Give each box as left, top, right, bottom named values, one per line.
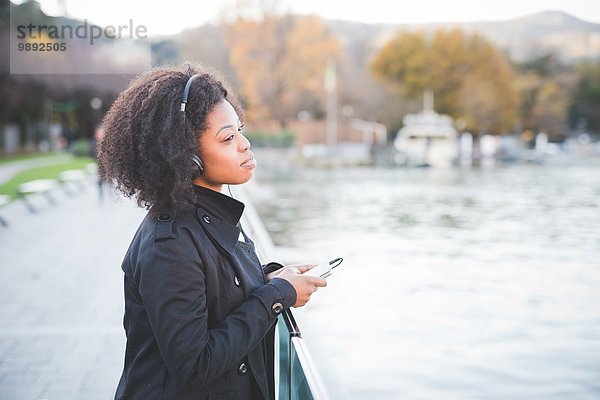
left=394, top=91, right=459, bottom=168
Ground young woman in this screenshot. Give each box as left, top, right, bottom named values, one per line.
left=98, top=64, right=326, bottom=400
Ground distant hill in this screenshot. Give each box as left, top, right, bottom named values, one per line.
left=325, top=10, right=600, bottom=63
left=3, top=4, right=598, bottom=95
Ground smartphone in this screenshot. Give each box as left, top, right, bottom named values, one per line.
left=304, top=257, right=343, bottom=278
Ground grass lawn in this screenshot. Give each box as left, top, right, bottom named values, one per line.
left=0, top=152, right=69, bottom=165
left=0, top=157, right=94, bottom=200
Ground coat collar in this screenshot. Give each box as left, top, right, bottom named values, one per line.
left=192, top=185, right=245, bottom=256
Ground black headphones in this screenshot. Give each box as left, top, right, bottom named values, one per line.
left=181, top=73, right=204, bottom=176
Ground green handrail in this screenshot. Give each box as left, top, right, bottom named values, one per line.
left=236, top=185, right=330, bottom=400
left=277, top=309, right=330, bottom=400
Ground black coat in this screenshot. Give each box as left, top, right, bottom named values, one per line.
left=114, top=186, right=296, bottom=400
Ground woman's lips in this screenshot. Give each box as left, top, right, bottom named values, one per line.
left=241, top=156, right=256, bottom=168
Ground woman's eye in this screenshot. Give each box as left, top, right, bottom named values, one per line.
left=225, top=134, right=234, bottom=141
left=237, top=124, right=245, bottom=133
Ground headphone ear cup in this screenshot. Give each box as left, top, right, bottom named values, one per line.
left=191, top=154, right=204, bottom=176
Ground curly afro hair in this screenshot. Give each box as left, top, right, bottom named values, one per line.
left=98, top=64, right=243, bottom=215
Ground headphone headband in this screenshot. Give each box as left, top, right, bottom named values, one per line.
left=180, top=73, right=202, bottom=113
left=182, top=74, right=205, bottom=176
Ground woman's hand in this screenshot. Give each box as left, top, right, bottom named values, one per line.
left=273, top=265, right=327, bottom=307
left=265, top=263, right=312, bottom=282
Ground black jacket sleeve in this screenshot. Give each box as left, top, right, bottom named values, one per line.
left=135, top=226, right=296, bottom=390
left=262, top=261, right=285, bottom=275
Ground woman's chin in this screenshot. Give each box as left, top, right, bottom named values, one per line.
left=230, top=172, right=254, bottom=185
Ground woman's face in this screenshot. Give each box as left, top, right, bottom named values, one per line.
left=193, top=99, right=255, bottom=192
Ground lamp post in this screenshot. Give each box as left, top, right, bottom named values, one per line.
left=324, top=58, right=337, bottom=152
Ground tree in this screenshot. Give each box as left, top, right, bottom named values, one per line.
left=515, top=53, right=575, bottom=140
left=225, top=11, right=340, bottom=127
left=371, top=28, right=519, bottom=135
left=570, top=61, right=600, bottom=134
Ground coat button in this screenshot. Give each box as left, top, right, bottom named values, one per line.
left=234, top=276, right=241, bottom=287
left=202, top=215, right=211, bottom=224
left=271, top=302, right=283, bottom=314
left=238, top=362, right=248, bottom=375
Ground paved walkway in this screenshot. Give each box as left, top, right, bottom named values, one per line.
left=0, top=179, right=146, bottom=400
left=0, top=165, right=350, bottom=400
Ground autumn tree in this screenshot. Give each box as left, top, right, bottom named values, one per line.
left=371, top=28, right=518, bottom=135
left=515, top=53, right=576, bottom=140
left=225, top=10, right=340, bottom=128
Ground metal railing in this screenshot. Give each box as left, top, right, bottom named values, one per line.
left=236, top=186, right=331, bottom=400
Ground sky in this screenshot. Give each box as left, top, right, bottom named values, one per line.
left=11, top=0, right=600, bottom=36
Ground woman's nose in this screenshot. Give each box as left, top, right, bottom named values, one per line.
left=239, top=134, right=251, bottom=151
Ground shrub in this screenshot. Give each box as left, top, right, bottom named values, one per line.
left=245, top=129, right=295, bottom=147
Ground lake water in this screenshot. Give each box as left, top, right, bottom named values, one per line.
left=250, top=160, right=600, bottom=399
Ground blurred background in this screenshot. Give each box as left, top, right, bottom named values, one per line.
left=0, top=0, right=599, bottom=399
